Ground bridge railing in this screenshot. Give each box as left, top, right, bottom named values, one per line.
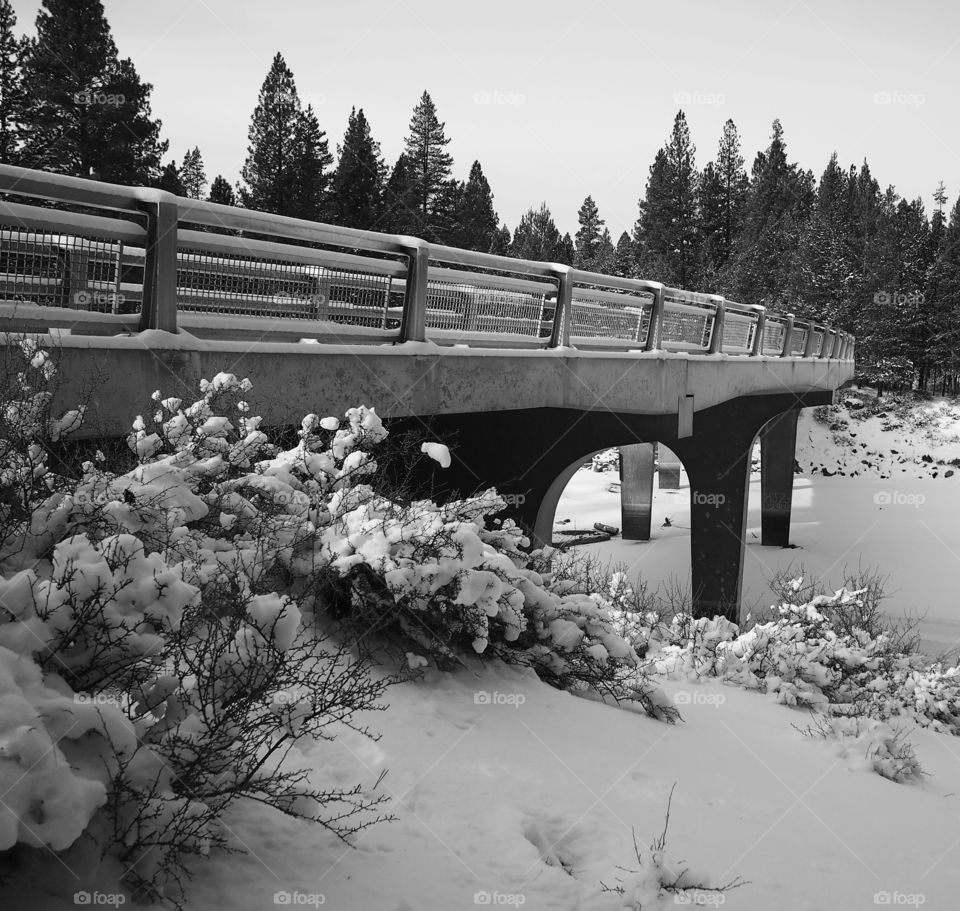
left=0, top=163, right=855, bottom=359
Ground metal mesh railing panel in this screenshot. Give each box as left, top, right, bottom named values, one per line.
left=175, top=249, right=395, bottom=326
left=761, top=322, right=786, bottom=353
left=791, top=327, right=808, bottom=355
left=0, top=226, right=138, bottom=313
left=424, top=282, right=550, bottom=337
left=811, top=329, right=824, bottom=356
left=722, top=315, right=755, bottom=350
left=661, top=306, right=714, bottom=348
left=177, top=249, right=321, bottom=318
left=315, top=270, right=397, bottom=328
left=570, top=290, right=653, bottom=343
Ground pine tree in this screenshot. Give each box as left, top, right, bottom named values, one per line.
left=634, top=112, right=700, bottom=286
left=156, top=161, right=186, bottom=196
left=510, top=203, right=565, bottom=261
left=403, top=90, right=453, bottom=239
left=795, top=152, right=854, bottom=323
left=698, top=161, right=724, bottom=279
left=715, top=120, right=749, bottom=266
left=430, top=178, right=464, bottom=246
left=926, top=197, right=960, bottom=391
left=490, top=223, right=511, bottom=256
left=289, top=104, right=332, bottom=221
left=379, top=153, right=418, bottom=235
left=633, top=148, right=673, bottom=282
left=0, top=0, right=22, bottom=164
left=455, top=160, right=499, bottom=252
left=929, top=181, right=948, bottom=265
left=574, top=195, right=605, bottom=269
left=19, top=0, right=166, bottom=183
left=179, top=146, right=207, bottom=199
left=594, top=227, right=615, bottom=274
left=328, top=107, right=385, bottom=230
left=240, top=53, right=330, bottom=219
left=612, top=231, right=636, bottom=277
left=699, top=120, right=749, bottom=277
left=728, top=119, right=812, bottom=307
left=207, top=174, right=236, bottom=206
left=845, top=159, right=883, bottom=295
left=849, top=187, right=932, bottom=392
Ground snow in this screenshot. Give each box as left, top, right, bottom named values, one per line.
left=0, top=645, right=134, bottom=854
left=420, top=441, right=451, bottom=468
left=15, top=655, right=960, bottom=910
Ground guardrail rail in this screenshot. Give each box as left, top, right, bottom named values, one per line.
left=0, top=164, right=855, bottom=360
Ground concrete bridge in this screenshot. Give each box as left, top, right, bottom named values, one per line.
left=0, top=164, right=855, bottom=621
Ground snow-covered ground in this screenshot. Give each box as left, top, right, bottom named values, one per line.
left=18, top=657, right=960, bottom=911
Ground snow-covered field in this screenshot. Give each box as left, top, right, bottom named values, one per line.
left=20, top=656, right=960, bottom=911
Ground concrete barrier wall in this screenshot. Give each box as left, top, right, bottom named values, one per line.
left=37, top=332, right=854, bottom=439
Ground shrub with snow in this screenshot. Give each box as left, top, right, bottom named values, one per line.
left=591, top=448, right=619, bottom=472
left=0, top=645, right=136, bottom=852
left=603, top=785, right=747, bottom=908
left=652, top=578, right=960, bottom=781
left=794, top=713, right=925, bottom=782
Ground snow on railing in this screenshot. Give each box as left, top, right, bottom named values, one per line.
left=0, top=163, right=855, bottom=359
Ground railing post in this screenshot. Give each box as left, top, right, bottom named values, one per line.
left=138, top=195, right=179, bottom=332
left=708, top=298, right=726, bottom=354
left=779, top=313, right=795, bottom=357
left=819, top=328, right=835, bottom=359
left=643, top=285, right=664, bottom=351
left=751, top=308, right=766, bottom=356
left=802, top=322, right=817, bottom=357
left=829, top=329, right=842, bottom=358
left=399, top=239, right=429, bottom=343
left=548, top=265, right=572, bottom=348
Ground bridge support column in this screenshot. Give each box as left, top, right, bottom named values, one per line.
left=671, top=414, right=760, bottom=625
left=619, top=443, right=655, bottom=540
left=658, top=444, right=682, bottom=489
left=760, top=409, right=800, bottom=547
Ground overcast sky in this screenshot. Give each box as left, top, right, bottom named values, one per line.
left=11, top=0, right=960, bottom=237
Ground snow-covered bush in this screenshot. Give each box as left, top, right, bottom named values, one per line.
left=652, top=579, right=960, bottom=767
left=0, top=335, right=89, bottom=573
left=602, top=785, right=747, bottom=907
left=591, top=448, right=619, bottom=472
left=0, top=356, right=396, bottom=903
left=314, top=480, right=672, bottom=715
left=657, top=613, right=740, bottom=678
left=794, top=714, right=925, bottom=782
left=0, top=645, right=136, bottom=852
left=768, top=565, right=921, bottom=654
left=547, top=554, right=675, bottom=659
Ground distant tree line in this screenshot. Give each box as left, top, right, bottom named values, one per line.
left=0, top=0, right=958, bottom=392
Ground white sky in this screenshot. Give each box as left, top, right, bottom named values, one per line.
left=11, top=0, right=960, bottom=237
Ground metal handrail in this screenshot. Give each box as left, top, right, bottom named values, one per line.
left=0, top=163, right=856, bottom=361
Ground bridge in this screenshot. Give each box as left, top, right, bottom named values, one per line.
left=0, top=164, right=855, bottom=621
